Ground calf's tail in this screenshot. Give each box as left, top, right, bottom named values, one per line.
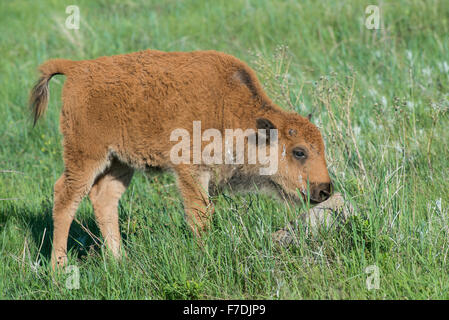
left=29, top=59, right=73, bottom=126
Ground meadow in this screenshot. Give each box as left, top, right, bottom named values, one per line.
left=0, top=0, right=448, bottom=299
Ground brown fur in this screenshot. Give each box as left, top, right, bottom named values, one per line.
left=29, top=49, right=332, bottom=268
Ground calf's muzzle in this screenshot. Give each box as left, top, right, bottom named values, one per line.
left=310, top=182, right=333, bottom=203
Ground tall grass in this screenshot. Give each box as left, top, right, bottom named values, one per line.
left=0, top=0, right=448, bottom=299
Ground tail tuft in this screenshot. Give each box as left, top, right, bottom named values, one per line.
left=29, top=59, right=72, bottom=126
left=29, top=76, right=51, bottom=127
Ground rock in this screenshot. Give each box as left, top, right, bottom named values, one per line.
left=272, top=192, right=355, bottom=247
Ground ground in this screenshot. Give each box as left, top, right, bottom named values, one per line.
left=0, top=0, right=448, bottom=299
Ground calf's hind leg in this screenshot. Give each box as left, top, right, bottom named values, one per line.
left=52, top=158, right=107, bottom=269
left=89, top=159, right=134, bottom=259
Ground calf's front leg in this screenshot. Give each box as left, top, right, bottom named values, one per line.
left=175, top=167, right=214, bottom=237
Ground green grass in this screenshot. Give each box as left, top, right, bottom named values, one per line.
left=1, top=0, right=448, bottom=299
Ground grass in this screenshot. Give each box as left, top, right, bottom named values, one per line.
left=0, top=0, right=448, bottom=299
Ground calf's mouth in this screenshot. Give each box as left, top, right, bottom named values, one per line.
left=269, top=177, right=334, bottom=206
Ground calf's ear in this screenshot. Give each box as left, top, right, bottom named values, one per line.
left=256, top=118, right=277, bottom=145
left=256, top=118, right=276, bottom=131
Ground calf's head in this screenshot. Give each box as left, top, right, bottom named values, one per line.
left=256, top=113, right=332, bottom=204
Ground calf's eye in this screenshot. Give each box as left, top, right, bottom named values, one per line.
left=292, top=148, right=307, bottom=160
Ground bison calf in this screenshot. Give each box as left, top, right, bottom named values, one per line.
left=29, top=50, right=332, bottom=268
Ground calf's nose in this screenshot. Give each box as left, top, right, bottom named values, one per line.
left=311, top=182, right=333, bottom=203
